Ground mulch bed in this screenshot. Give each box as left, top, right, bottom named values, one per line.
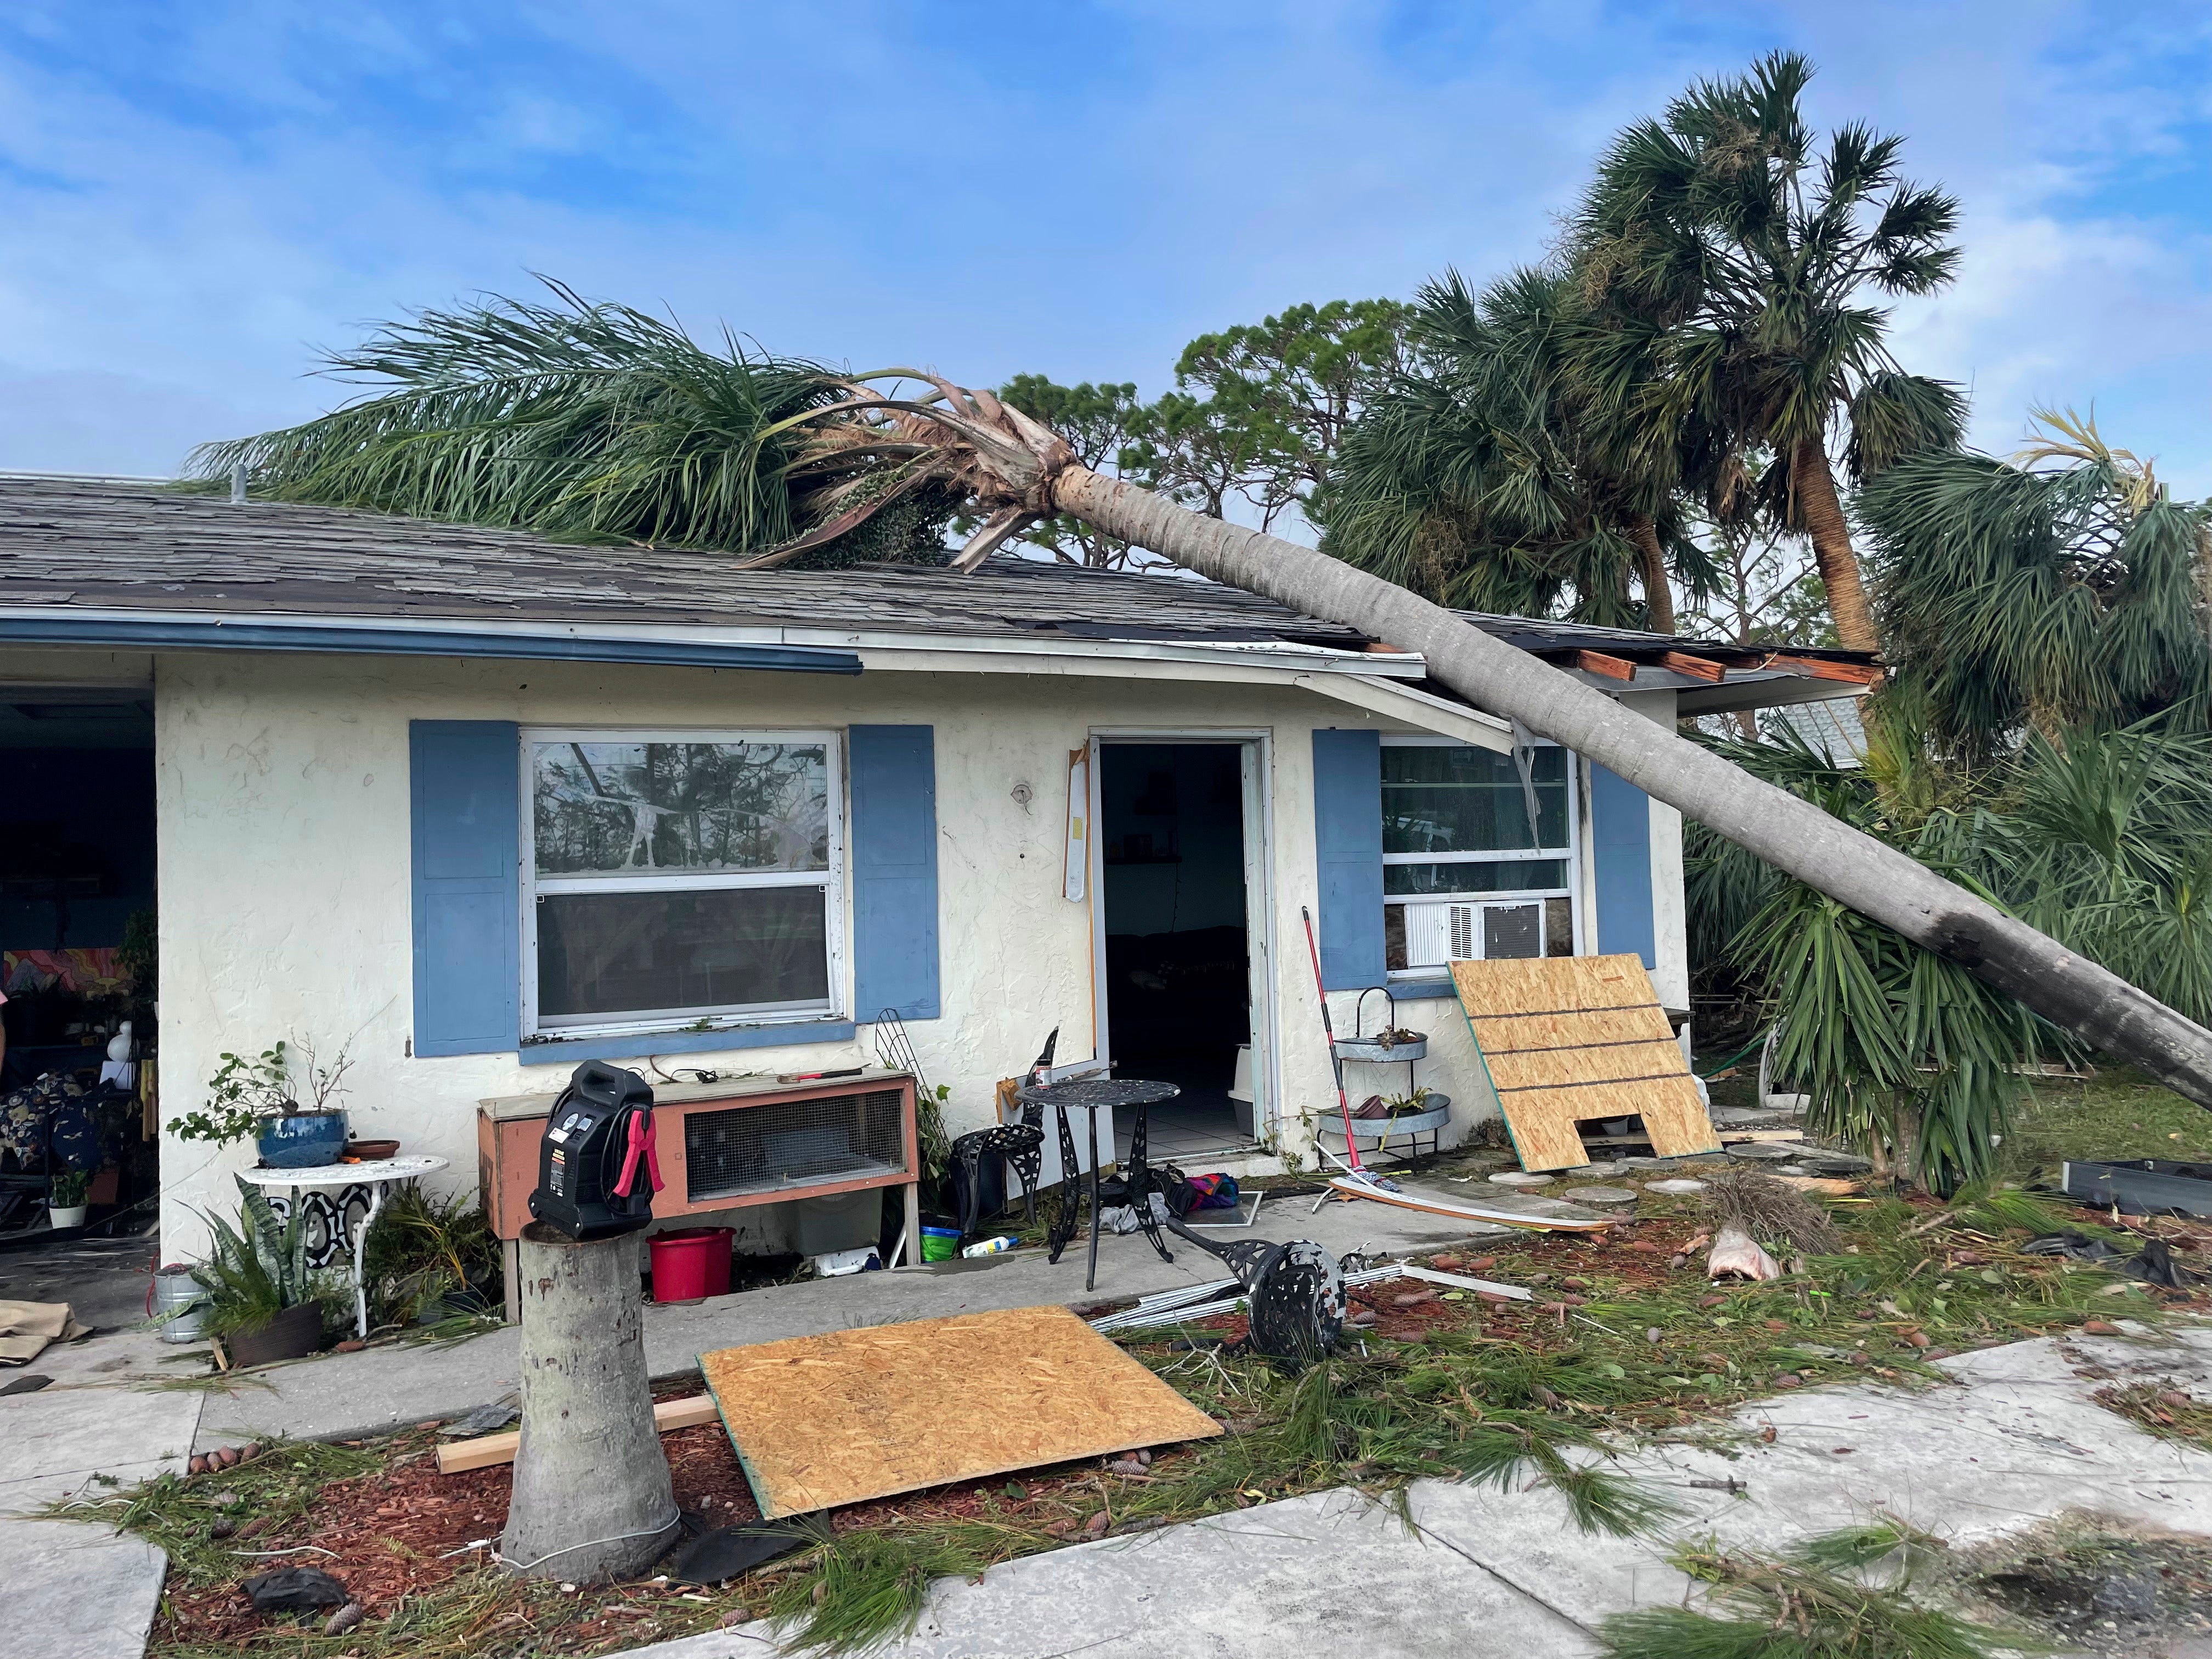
left=159, top=1416, right=769, bottom=1643
left=157, top=1374, right=1172, bottom=1645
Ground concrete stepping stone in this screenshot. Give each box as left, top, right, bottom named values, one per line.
left=1487, top=1171, right=1553, bottom=1187
left=1726, top=1142, right=1795, bottom=1162
left=1644, top=1178, right=1707, bottom=1195
left=1561, top=1185, right=1639, bottom=1206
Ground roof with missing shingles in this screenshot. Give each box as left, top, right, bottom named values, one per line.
left=0, top=473, right=1872, bottom=674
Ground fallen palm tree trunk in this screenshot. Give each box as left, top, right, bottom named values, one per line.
left=881, top=381, right=2212, bottom=1107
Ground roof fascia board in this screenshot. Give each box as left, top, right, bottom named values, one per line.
left=1297, top=672, right=1515, bottom=754
left=0, top=614, right=861, bottom=675
left=829, top=631, right=1421, bottom=676
left=0, top=605, right=1419, bottom=680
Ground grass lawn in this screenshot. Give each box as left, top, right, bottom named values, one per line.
left=55, top=1170, right=2207, bottom=1657
left=2005, top=1066, right=2212, bottom=1176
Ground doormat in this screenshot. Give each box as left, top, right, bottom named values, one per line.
left=698, top=1304, right=1222, bottom=1519
left=1453, top=953, right=1719, bottom=1172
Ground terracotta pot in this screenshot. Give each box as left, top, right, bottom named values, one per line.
left=222, top=1303, right=323, bottom=1368
left=344, top=1138, right=400, bottom=1161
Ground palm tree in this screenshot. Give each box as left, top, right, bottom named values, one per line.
left=192, top=286, right=2212, bottom=1109
left=1859, top=408, right=2212, bottom=764
left=1570, top=50, right=1966, bottom=652
left=1321, top=267, right=1713, bottom=631
left=193, top=282, right=969, bottom=571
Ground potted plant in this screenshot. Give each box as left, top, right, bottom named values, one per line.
left=47, top=1167, right=90, bottom=1229
left=362, top=1187, right=503, bottom=1324
left=189, top=1177, right=333, bottom=1367
left=170, top=1038, right=355, bottom=1169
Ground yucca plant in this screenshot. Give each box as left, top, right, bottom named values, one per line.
left=1690, top=710, right=2212, bottom=1188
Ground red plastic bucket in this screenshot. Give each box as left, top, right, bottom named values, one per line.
left=647, top=1227, right=733, bottom=1304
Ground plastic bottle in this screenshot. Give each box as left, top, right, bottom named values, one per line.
left=960, top=1235, right=1019, bottom=1258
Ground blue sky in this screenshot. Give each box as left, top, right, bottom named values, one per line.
left=4, top=2, right=2209, bottom=495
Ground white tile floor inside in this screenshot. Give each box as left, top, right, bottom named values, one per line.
left=1118, top=1091, right=1257, bottom=1161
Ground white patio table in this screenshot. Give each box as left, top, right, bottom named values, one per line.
left=240, top=1155, right=449, bottom=1338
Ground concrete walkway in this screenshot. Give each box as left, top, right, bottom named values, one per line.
left=614, top=1324, right=2212, bottom=1658
left=0, top=1384, right=192, bottom=1659
left=177, top=1178, right=1551, bottom=1452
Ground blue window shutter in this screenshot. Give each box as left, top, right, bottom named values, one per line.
left=409, top=721, right=521, bottom=1057
left=1590, top=764, right=1657, bottom=969
left=849, top=725, right=940, bottom=1021
left=1312, top=727, right=1386, bottom=991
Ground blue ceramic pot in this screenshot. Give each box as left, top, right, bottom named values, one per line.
left=256, top=1111, right=349, bottom=1169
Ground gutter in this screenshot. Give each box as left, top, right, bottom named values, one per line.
left=0, top=605, right=1417, bottom=680
left=0, top=614, right=864, bottom=674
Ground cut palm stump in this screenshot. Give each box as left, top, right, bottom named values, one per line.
left=1453, top=953, right=1720, bottom=1172
left=698, top=1304, right=1222, bottom=1519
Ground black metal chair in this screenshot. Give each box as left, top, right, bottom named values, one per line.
left=948, top=1114, right=1045, bottom=1238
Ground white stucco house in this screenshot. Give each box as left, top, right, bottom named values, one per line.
left=0, top=476, right=1871, bottom=1259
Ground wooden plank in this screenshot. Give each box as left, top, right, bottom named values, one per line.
left=1575, top=648, right=1637, bottom=681
left=1580, top=1127, right=1807, bottom=1150
left=1485, top=1038, right=1690, bottom=1091
left=1658, top=651, right=1726, bottom=683
left=1452, top=955, right=1722, bottom=1172
left=1462, top=1008, right=1675, bottom=1050
left=435, top=1393, right=720, bottom=1475
left=699, top=1305, right=1223, bottom=1519
left=1456, top=955, right=1661, bottom=1017
left=1770, top=654, right=1882, bottom=686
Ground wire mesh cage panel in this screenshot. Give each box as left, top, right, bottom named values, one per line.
left=684, top=1088, right=909, bottom=1203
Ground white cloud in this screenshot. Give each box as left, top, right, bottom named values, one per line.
left=0, top=1, right=2207, bottom=492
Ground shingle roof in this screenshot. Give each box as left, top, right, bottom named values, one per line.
left=0, top=474, right=1372, bottom=648
left=0, top=475, right=1877, bottom=686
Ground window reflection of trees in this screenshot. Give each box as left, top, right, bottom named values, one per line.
left=533, top=742, right=830, bottom=876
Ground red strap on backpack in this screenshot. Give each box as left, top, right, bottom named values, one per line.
left=613, top=1107, right=663, bottom=1199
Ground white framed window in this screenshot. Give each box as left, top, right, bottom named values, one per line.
left=1380, top=736, right=1579, bottom=974
left=520, top=730, right=844, bottom=1039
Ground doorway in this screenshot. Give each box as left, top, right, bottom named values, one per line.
left=1095, top=741, right=1264, bottom=1160
left=0, top=688, right=159, bottom=1239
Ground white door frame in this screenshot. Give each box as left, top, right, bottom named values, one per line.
left=1086, top=729, right=1278, bottom=1143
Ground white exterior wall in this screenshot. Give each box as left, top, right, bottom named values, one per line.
left=1618, top=690, right=1690, bottom=1012
left=146, top=651, right=1691, bottom=1255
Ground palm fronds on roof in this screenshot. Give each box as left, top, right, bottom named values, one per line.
left=188, top=280, right=963, bottom=569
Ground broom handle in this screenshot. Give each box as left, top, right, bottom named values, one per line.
left=1300, top=905, right=1364, bottom=1175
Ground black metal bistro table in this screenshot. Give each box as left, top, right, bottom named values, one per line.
left=1018, top=1075, right=1179, bottom=1292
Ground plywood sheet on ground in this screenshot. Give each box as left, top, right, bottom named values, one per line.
left=1452, top=953, right=1720, bottom=1172
left=698, top=1304, right=1223, bottom=1519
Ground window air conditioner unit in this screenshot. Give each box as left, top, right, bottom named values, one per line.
left=1401, top=898, right=1545, bottom=964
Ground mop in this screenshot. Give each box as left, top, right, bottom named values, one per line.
left=1299, top=906, right=1612, bottom=1235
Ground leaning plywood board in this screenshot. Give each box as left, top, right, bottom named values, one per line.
left=698, top=1304, right=1222, bottom=1519
left=1451, top=953, right=1720, bottom=1172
